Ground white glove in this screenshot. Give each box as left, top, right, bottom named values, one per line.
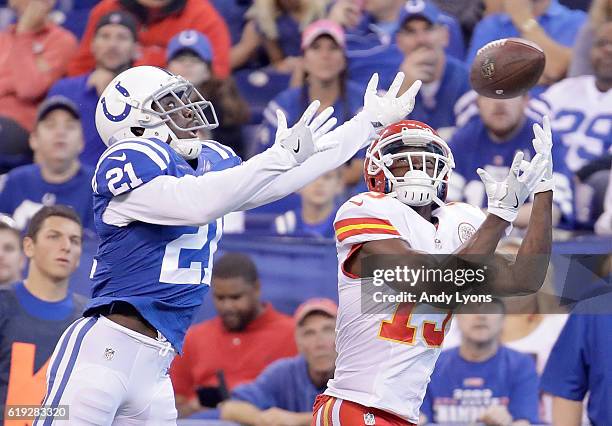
left=532, top=115, right=555, bottom=193
left=362, top=72, right=422, bottom=126
left=274, top=100, right=338, bottom=164
left=477, top=151, right=549, bottom=223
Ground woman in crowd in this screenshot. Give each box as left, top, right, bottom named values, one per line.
left=258, top=20, right=365, bottom=192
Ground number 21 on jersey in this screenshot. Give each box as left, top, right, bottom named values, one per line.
left=378, top=302, right=452, bottom=347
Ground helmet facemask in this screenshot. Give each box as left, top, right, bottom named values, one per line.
left=366, top=127, right=454, bottom=207
left=137, top=75, right=219, bottom=160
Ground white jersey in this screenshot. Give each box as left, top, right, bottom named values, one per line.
left=325, top=192, right=486, bottom=423
left=528, top=75, right=612, bottom=172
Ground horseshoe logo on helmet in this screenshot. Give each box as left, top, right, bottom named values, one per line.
left=101, top=81, right=132, bottom=122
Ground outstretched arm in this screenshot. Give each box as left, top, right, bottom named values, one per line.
left=480, top=118, right=555, bottom=296
left=102, top=73, right=421, bottom=227
left=238, top=73, right=423, bottom=210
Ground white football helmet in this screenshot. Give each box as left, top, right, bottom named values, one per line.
left=364, top=120, right=455, bottom=207
left=95, top=65, right=218, bottom=160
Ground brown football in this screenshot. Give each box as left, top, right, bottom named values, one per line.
left=469, top=38, right=546, bottom=99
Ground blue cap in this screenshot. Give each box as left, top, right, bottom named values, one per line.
left=167, top=30, right=213, bottom=63
left=399, top=0, right=442, bottom=27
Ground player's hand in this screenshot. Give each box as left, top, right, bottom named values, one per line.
left=531, top=115, right=555, bottom=193
left=477, top=151, right=549, bottom=223
left=478, top=404, right=513, bottom=426
left=274, top=100, right=338, bottom=164
left=362, top=72, right=422, bottom=126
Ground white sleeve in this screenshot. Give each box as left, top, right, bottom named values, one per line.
left=102, top=144, right=298, bottom=227
left=238, top=110, right=375, bottom=211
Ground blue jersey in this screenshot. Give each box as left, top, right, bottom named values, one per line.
left=0, top=163, right=95, bottom=232
left=540, top=315, right=612, bottom=426
left=85, top=138, right=241, bottom=352
left=409, top=56, right=470, bottom=130
left=421, top=346, right=540, bottom=424
left=232, top=355, right=325, bottom=412
left=448, top=116, right=575, bottom=226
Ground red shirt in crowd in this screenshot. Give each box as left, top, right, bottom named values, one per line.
left=170, top=303, right=298, bottom=401
left=0, top=23, right=77, bottom=131
left=68, top=0, right=231, bottom=79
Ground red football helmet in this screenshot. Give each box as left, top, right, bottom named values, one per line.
left=363, top=120, right=454, bottom=206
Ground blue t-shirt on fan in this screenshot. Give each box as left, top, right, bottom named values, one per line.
left=0, top=163, right=95, bottom=232
left=421, top=346, right=540, bottom=424
left=540, top=314, right=612, bottom=426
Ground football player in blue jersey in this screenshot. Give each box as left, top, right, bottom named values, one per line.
left=34, top=65, right=422, bottom=425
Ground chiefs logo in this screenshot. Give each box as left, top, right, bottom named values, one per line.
left=458, top=222, right=476, bottom=243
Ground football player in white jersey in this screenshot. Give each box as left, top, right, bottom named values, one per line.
left=312, top=118, right=555, bottom=425
left=529, top=21, right=612, bottom=173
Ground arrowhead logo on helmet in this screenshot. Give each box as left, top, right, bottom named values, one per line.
left=364, top=120, right=455, bottom=207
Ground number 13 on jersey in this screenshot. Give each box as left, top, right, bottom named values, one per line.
left=378, top=302, right=452, bottom=347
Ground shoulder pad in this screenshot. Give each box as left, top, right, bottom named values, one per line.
left=334, top=192, right=401, bottom=245
left=92, top=138, right=171, bottom=198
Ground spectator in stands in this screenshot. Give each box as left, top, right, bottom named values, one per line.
left=421, top=300, right=540, bottom=426
left=257, top=19, right=363, bottom=198
left=68, top=0, right=231, bottom=79
left=329, top=0, right=465, bottom=90
left=273, top=169, right=343, bottom=238
left=569, top=0, right=612, bottom=77
left=170, top=253, right=298, bottom=418
left=0, top=96, right=95, bottom=233
left=431, top=0, right=484, bottom=48
left=243, top=0, right=329, bottom=73
left=220, top=298, right=337, bottom=426
left=448, top=94, right=574, bottom=228
left=393, top=1, right=470, bottom=132
left=496, top=238, right=567, bottom=424
left=467, top=0, right=587, bottom=93
left=541, top=314, right=612, bottom=426
left=48, top=11, right=138, bottom=167
left=0, top=0, right=78, bottom=172
left=0, top=216, right=23, bottom=287
left=529, top=21, right=611, bottom=227
left=0, top=205, right=86, bottom=415
left=529, top=21, right=611, bottom=173
left=166, top=30, right=250, bottom=158
left=211, top=0, right=253, bottom=47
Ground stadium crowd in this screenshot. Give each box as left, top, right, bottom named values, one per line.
left=0, top=0, right=610, bottom=425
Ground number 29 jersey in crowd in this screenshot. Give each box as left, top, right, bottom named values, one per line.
left=86, top=137, right=241, bottom=353
left=326, top=193, right=486, bottom=423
